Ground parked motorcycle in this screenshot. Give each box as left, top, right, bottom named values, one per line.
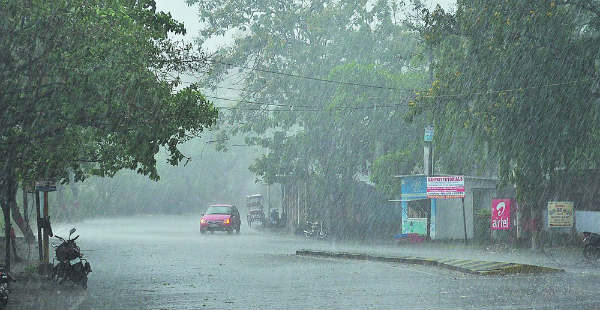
left=0, top=265, right=14, bottom=308
left=303, top=221, right=328, bottom=240
left=51, top=228, right=92, bottom=288
left=582, top=231, right=600, bottom=262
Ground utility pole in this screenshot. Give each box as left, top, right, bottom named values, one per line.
left=424, top=127, right=433, bottom=239
left=462, top=197, right=468, bottom=245
left=267, top=183, right=271, bottom=221
left=424, top=48, right=435, bottom=240
left=43, top=191, right=49, bottom=272
left=35, top=180, right=55, bottom=274
left=35, top=191, right=42, bottom=265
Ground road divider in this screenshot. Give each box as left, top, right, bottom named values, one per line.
left=295, top=250, right=564, bottom=275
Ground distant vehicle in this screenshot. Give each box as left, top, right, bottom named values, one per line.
left=200, top=204, right=241, bottom=234
left=303, top=221, right=327, bottom=240
left=268, top=209, right=284, bottom=228
left=246, top=194, right=265, bottom=228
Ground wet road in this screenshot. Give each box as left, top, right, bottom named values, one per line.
left=10, top=215, right=600, bottom=309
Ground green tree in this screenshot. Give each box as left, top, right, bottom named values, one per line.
left=0, top=0, right=218, bottom=269
left=189, top=0, right=430, bottom=237
left=411, top=0, right=600, bottom=247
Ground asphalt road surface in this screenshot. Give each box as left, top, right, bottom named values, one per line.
left=9, top=215, right=600, bottom=309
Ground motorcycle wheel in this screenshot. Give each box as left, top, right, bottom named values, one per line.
left=583, top=245, right=599, bottom=261
left=53, top=263, right=66, bottom=283
left=50, top=265, right=57, bottom=282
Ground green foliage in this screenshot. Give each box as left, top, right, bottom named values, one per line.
left=412, top=0, right=600, bottom=209
left=475, top=207, right=491, bottom=219
left=188, top=0, right=430, bottom=234
left=23, top=264, right=38, bottom=277
left=473, top=208, right=492, bottom=243
left=0, top=0, right=221, bottom=242
left=370, top=146, right=421, bottom=198
left=0, top=0, right=218, bottom=189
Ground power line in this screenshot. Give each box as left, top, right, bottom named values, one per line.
left=215, top=106, right=321, bottom=112
left=418, top=78, right=596, bottom=99
left=208, top=76, right=592, bottom=112
left=208, top=59, right=416, bottom=93
left=203, top=85, right=403, bottom=101
left=181, top=75, right=594, bottom=102
left=206, top=95, right=409, bottom=111
left=175, top=63, right=596, bottom=102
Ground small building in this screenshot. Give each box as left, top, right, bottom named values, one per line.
left=393, top=174, right=499, bottom=240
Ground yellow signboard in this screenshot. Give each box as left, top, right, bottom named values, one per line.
left=547, top=201, right=574, bottom=228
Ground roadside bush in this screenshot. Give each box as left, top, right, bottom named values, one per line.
left=474, top=208, right=491, bottom=244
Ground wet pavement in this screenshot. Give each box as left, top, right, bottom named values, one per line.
left=8, top=215, right=600, bottom=309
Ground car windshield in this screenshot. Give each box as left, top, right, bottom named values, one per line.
left=205, top=206, right=231, bottom=215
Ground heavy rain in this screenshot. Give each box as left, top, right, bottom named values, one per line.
left=1, top=0, right=600, bottom=309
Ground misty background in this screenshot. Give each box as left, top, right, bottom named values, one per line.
left=38, top=0, right=453, bottom=223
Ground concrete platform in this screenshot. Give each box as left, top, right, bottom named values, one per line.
left=296, top=249, right=565, bottom=275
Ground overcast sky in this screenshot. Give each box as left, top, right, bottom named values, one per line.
left=155, top=0, right=456, bottom=52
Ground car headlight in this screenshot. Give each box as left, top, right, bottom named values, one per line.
left=200, top=218, right=207, bottom=224
left=224, top=218, right=230, bottom=224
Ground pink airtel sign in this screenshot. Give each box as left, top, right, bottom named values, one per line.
left=491, top=199, right=511, bottom=230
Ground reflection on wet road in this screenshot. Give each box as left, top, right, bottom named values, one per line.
left=11, top=215, right=600, bottom=309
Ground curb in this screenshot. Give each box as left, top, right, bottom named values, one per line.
left=295, top=250, right=565, bottom=275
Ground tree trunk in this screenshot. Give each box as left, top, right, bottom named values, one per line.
left=10, top=199, right=36, bottom=243
left=530, top=206, right=541, bottom=250
left=2, top=205, right=10, bottom=272
left=0, top=155, right=18, bottom=272
left=22, top=190, right=28, bottom=225
left=0, top=170, right=17, bottom=272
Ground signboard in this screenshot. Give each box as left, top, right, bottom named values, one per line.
left=424, top=126, right=434, bottom=142
left=426, top=176, right=465, bottom=199
left=548, top=201, right=574, bottom=228
left=400, top=176, right=427, bottom=201
left=24, top=182, right=36, bottom=193
left=402, top=218, right=428, bottom=235
left=491, top=199, right=511, bottom=230
left=35, top=180, right=57, bottom=192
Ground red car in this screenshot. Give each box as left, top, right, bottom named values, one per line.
left=200, top=204, right=241, bottom=234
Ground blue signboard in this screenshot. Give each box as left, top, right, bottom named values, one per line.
left=400, top=176, right=427, bottom=201
left=35, top=180, right=56, bottom=192
left=424, top=126, right=434, bottom=142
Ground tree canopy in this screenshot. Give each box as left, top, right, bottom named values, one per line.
left=411, top=0, right=600, bottom=211
left=1, top=0, right=218, bottom=185
left=187, top=0, right=432, bottom=236
left=0, top=0, right=219, bottom=267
